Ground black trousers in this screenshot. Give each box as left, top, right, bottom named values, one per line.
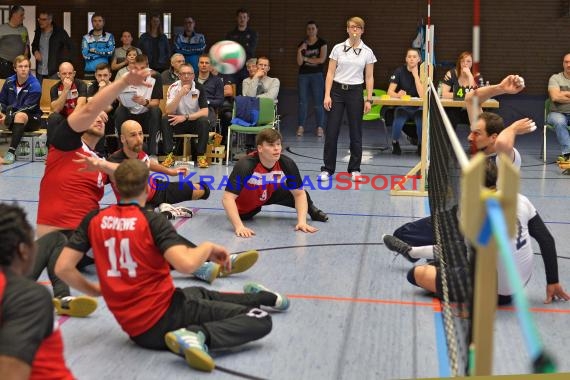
left=393, top=215, right=434, bottom=247
left=5, top=114, right=41, bottom=150
left=240, top=188, right=315, bottom=220
left=161, top=116, right=210, bottom=156
left=131, top=287, right=272, bottom=350
left=0, top=57, right=14, bottom=79
left=321, top=82, right=363, bottom=174
left=114, top=106, right=162, bottom=155
left=29, top=230, right=95, bottom=298
left=148, top=180, right=196, bottom=209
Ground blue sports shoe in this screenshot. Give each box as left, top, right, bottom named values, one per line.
left=243, top=282, right=290, bottom=311
left=192, top=262, right=221, bottom=284
left=2, top=151, right=15, bottom=165
left=165, top=329, right=214, bottom=372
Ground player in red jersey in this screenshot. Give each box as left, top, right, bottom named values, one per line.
left=107, top=119, right=259, bottom=283
left=32, top=68, right=152, bottom=317
left=0, top=204, right=74, bottom=379
left=222, top=128, right=328, bottom=238
left=56, top=159, right=289, bottom=372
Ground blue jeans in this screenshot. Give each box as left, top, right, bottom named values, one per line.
left=392, top=106, right=422, bottom=141
left=298, top=72, right=325, bottom=129
left=546, top=111, right=570, bottom=154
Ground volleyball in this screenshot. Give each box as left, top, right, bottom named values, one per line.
left=209, top=40, right=246, bottom=74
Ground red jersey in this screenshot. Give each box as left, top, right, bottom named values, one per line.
left=0, top=271, right=74, bottom=380
left=107, top=149, right=156, bottom=202
left=225, top=153, right=303, bottom=214
left=68, top=205, right=184, bottom=337
left=37, top=142, right=107, bottom=229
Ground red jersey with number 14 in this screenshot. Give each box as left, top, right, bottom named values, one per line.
left=69, top=204, right=180, bottom=337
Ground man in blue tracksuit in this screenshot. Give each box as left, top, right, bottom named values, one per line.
left=173, top=16, right=206, bottom=73
left=0, top=55, right=42, bottom=165
left=81, top=14, right=115, bottom=78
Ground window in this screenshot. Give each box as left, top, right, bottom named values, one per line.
left=87, top=11, right=94, bottom=33
left=163, top=13, right=171, bottom=39
left=63, top=12, right=71, bottom=36
left=138, top=13, right=146, bottom=37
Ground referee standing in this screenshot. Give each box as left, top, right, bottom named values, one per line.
left=318, top=16, right=376, bottom=183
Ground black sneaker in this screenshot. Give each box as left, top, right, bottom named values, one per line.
left=382, top=234, right=418, bottom=263
left=392, top=141, right=401, bottom=155
left=308, top=205, right=329, bottom=222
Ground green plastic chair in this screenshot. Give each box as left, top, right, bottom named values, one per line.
left=542, top=98, right=570, bottom=163
left=363, top=89, right=389, bottom=147
left=225, top=97, right=277, bottom=165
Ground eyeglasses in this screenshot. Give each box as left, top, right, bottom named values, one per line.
left=38, top=18, right=49, bottom=21
left=348, top=25, right=362, bottom=30
left=179, top=72, right=194, bottom=77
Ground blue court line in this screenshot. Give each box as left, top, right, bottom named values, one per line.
left=0, top=161, right=33, bottom=173
left=434, top=311, right=452, bottom=377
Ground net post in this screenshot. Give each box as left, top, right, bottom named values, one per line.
left=459, top=153, right=519, bottom=376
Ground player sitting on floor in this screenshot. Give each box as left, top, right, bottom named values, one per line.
left=108, top=119, right=210, bottom=219
left=383, top=160, right=570, bottom=305
left=55, top=159, right=289, bottom=372
left=0, top=204, right=74, bottom=379
left=222, top=128, right=328, bottom=238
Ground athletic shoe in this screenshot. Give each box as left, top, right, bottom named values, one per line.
left=219, top=250, right=259, bottom=277
left=556, top=153, right=570, bottom=163
left=165, top=329, right=215, bottom=372
left=351, top=171, right=365, bottom=182
left=317, top=171, right=330, bottom=182
left=3, top=151, right=15, bottom=165
left=316, top=127, right=324, bottom=137
left=162, top=152, right=175, bottom=168
left=192, top=262, right=221, bottom=283
left=296, top=126, right=304, bottom=136
left=392, top=141, right=401, bottom=155
left=382, top=234, right=418, bottom=263
left=159, top=203, right=193, bottom=219
left=53, top=296, right=98, bottom=317
left=308, top=204, right=329, bottom=222
left=243, top=282, right=290, bottom=311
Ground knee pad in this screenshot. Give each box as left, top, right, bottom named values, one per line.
left=406, top=267, right=418, bottom=286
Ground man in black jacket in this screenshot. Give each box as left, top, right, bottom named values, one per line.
left=32, top=11, right=74, bottom=83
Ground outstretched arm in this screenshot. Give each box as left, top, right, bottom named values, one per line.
left=466, top=74, right=525, bottom=124
left=527, top=212, right=570, bottom=304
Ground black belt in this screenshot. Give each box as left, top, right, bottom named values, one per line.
left=333, top=81, right=362, bottom=90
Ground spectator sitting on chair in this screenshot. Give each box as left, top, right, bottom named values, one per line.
left=222, top=129, right=328, bottom=239
left=242, top=56, right=280, bottom=103
left=114, top=54, right=163, bottom=156
left=547, top=52, right=570, bottom=163
left=88, top=63, right=119, bottom=156
left=196, top=54, right=224, bottom=127
left=0, top=55, right=41, bottom=165
left=81, top=13, right=114, bottom=79
left=161, top=53, right=185, bottom=86
left=46, top=62, right=87, bottom=144
left=387, top=48, right=424, bottom=156
left=161, top=63, right=210, bottom=168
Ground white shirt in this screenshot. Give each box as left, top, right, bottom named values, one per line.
left=329, top=39, right=377, bottom=85
left=497, top=194, right=536, bottom=295
left=492, top=147, right=522, bottom=169
left=166, top=80, right=202, bottom=115
left=118, top=75, right=155, bottom=115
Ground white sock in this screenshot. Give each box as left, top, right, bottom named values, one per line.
left=409, top=245, right=435, bottom=259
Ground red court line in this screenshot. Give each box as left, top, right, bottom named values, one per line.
left=287, top=293, right=570, bottom=314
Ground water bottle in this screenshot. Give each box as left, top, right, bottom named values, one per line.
left=478, top=76, right=485, bottom=88
left=437, top=82, right=443, bottom=98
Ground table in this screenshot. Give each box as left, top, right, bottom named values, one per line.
left=371, top=96, right=499, bottom=108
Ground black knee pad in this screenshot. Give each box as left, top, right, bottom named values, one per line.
left=406, top=267, right=418, bottom=286
left=199, top=181, right=211, bottom=200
